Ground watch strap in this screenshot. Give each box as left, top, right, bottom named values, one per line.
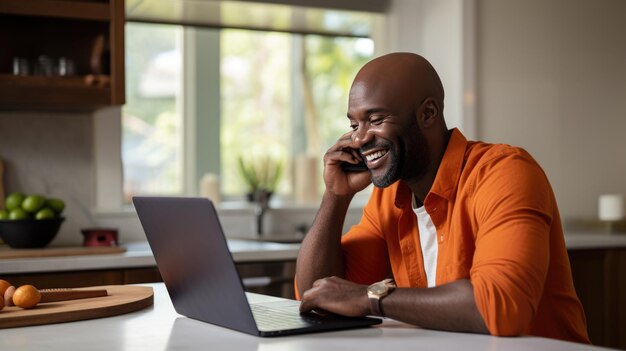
left=369, top=295, right=383, bottom=317
left=368, top=279, right=396, bottom=317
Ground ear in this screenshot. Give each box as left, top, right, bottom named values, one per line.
left=417, top=97, right=440, bottom=129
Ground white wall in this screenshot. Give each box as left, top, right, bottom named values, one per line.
left=0, top=112, right=98, bottom=245
left=383, top=0, right=626, bottom=220
left=477, top=0, right=626, bottom=219
left=382, top=0, right=470, bottom=136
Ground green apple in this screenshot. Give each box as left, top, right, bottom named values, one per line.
left=5, top=192, right=26, bottom=211
left=45, top=198, right=65, bottom=214
left=9, top=208, right=29, bottom=220
left=22, top=195, right=46, bottom=213
left=0, top=209, right=9, bottom=220
left=35, top=207, right=55, bottom=220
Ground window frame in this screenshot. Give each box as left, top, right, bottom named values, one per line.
left=94, top=3, right=478, bottom=213
left=122, top=26, right=372, bottom=202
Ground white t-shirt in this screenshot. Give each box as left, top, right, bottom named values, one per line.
left=412, top=196, right=438, bottom=288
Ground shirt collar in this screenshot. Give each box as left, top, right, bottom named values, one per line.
left=394, top=128, right=468, bottom=208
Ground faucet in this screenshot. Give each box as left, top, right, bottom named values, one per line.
left=252, top=189, right=272, bottom=235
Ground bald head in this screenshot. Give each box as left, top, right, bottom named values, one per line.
left=346, top=53, right=450, bottom=195
left=349, top=53, right=445, bottom=120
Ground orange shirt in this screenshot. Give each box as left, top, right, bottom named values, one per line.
left=340, top=129, right=589, bottom=343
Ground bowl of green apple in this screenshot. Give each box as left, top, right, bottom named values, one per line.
left=0, top=192, right=66, bottom=248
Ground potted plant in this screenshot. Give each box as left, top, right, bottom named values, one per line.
left=238, top=155, right=282, bottom=235
left=237, top=155, right=283, bottom=203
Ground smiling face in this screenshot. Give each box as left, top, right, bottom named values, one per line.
left=348, top=84, right=430, bottom=188
left=346, top=53, right=444, bottom=189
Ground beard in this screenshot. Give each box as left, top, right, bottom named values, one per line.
left=369, top=140, right=401, bottom=188
left=362, top=130, right=430, bottom=188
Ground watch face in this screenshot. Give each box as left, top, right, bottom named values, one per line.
left=368, top=283, right=388, bottom=295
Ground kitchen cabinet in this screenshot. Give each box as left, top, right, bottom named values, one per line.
left=1, top=267, right=160, bottom=288
left=0, top=0, right=125, bottom=110
left=569, top=248, right=626, bottom=349
left=236, top=261, right=296, bottom=299
left=1, top=261, right=297, bottom=299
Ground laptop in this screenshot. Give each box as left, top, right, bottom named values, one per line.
left=133, top=196, right=382, bottom=337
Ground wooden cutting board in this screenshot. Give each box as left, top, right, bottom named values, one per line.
left=0, top=285, right=153, bottom=328
left=0, top=246, right=126, bottom=259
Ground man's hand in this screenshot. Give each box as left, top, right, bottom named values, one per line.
left=296, top=132, right=371, bottom=301
left=299, top=276, right=370, bottom=317
left=324, top=132, right=372, bottom=197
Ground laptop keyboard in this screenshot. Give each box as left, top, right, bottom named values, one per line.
left=251, top=304, right=324, bottom=330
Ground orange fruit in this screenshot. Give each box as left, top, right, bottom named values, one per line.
left=0, top=295, right=4, bottom=311
left=0, top=279, right=11, bottom=295
left=13, top=285, right=41, bottom=309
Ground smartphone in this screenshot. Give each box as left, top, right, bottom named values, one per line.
left=341, top=161, right=368, bottom=172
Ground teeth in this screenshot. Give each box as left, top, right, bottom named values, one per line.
left=365, top=150, right=387, bottom=162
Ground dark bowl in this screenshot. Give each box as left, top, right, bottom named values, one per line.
left=0, top=218, right=64, bottom=248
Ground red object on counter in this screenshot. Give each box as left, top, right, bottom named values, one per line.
left=81, top=228, right=118, bottom=247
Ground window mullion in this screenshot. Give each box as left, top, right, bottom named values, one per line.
left=291, top=34, right=307, bottom=158
left=184, top=27, right=221, bottom=197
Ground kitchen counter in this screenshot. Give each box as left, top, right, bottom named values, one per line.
left=0, top=240, right=300, bottom=275
left=1, top=232, right=625, bottom=276
left=2, top=234, right=625, bottom=348
left=563, top=232, right=626, bottom=249
left=0, top=283, right=610, bottom=351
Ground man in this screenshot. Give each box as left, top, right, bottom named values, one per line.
left=295, top=52, right=590, bottom=343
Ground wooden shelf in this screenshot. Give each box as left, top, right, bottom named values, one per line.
left=0, top=0, right=125, bottom=110
left=0, top=0, right=110, bottom=21
left=0, top=74, right=111, bottom=109
left=0, top=74, right=109, bottom=88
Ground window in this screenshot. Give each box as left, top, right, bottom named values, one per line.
left=221, top=30, right=292, bottom=195
left=123, top=24, right=374, bottom=202
left=122, top=23, right=183, bottom=203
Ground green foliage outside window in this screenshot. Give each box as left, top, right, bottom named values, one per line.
left=123, top=23, right=373, bottom=201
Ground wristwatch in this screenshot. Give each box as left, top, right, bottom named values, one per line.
left=367, top=278, right=396, bottom=317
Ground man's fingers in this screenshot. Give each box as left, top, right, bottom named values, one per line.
left=324, top=131, right=362, bottom=167
left=299, top=299, right=313, bottom=313
left=348, top=148, right=363, bottom=162
left=299, top=288, right=318, bottom=313
left=301, top=285, right=320, bottom=301
left=324, top=150, right=360, bottom=165
left=328, top=133, right=358, bottom=152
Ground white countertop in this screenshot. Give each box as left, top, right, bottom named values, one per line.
left=0, top=283, right=611, bottom=351
left=0, top=240, right=300, bottom=275
left=564, top=232, right=626, bottom=249
left=1, top=233, right=625, bottom=276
